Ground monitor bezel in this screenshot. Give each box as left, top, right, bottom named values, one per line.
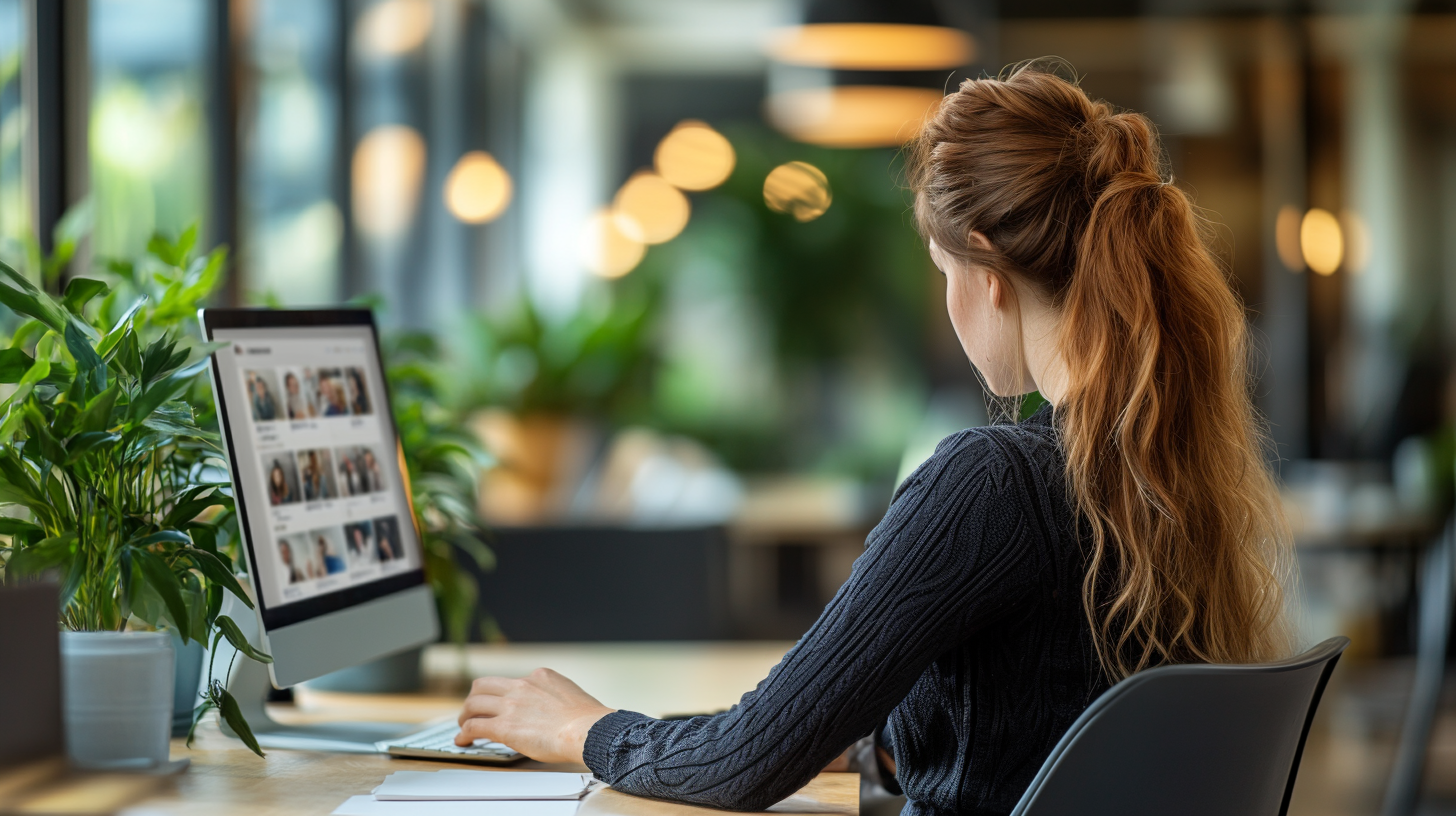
left=200, top=308, right=427, bottom=632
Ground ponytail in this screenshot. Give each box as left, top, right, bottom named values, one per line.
left=907, top=62, right=1291, bottom=679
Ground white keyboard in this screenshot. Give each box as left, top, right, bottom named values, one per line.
left=376, top=721, right=525, bottom=765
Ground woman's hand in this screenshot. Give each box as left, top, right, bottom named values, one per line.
left=456, top=668, right=615, bottom=764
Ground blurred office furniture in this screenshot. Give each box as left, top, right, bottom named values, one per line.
left=1382, top=516, right=1456, bottom=816
left=1282, top=462, right=1450, bottom=815
left=0, top=582, right=62, bottom=767
left=471, top=526, right=731, bottom=641
left=1011, top=637, right=1348, bottom=816
left=138, top=641, right=856, bottom=815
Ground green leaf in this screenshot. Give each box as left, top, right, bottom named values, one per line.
left=0, top=517, right=43, bottom=538
left=147, top=234, right=181, bottom=268
left=6, top=533, right=76, bottom=578
left=113, top=329, right=141, bottom=377
left=0, top=259, right=67, bottom=331
left=185, top=548, right=252, bottom=610
left=216, top=687, right=265, bottom=757
left=64, top=431, right=121, bottom=464
left=132, top=548, right=191, bottom=644
left=10, top=319, right=46, bottom=351
left=96, top=296, right=147, bottom=359
left=140, top=335, right=177, bottom=383
left=0, top=348, right=34, bottom=383
left=57, top=546, right=86, bottom=607
left=214, top=615, right=271, bottom=663
left=119, top=547, right=135, bottom=612
left=184, top=247, right=228, bottom=302
left=61, top=277, right=110, bottom=316
left=128, top=360, right=209, bottom=425
left=186, top=699, right=216, bottom=748
left=22, top=404, right=66, bottom=466
left=128, top=529, right=192, bottom=547
left=76, top=384, right=119, bottom=434
left=143, top=401, right=209, bottom=438
left=63, top=318, right=105, bottom=393
left=162, top=484, right=228, bottom=527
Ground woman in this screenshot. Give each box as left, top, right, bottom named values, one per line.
left=347, top=368, right=372, bottom=415
left=279, top=540, right=306, bottom=584
left=453, top=65, right=1292, bottom=816
left=301, top=450, right=333, bottom=501
left=267, top=461, right=294, bottom=506
left=250, top=374, right=278, bottom=421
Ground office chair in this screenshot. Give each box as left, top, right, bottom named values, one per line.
left=1010, top=636, right=1349, bottom=816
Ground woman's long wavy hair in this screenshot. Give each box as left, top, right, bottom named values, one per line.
left=906, top=62, right=1292, bottom=679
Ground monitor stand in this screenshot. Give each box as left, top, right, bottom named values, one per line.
left=218, top=606, right=421, bottom=754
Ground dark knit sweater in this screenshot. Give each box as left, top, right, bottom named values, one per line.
left=583, top=405, right=1108, bottom=816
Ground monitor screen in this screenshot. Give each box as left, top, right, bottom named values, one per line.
left=206, top=315, right=424, bottom=630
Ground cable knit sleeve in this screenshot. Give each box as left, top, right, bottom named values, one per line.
left=581, top=428, right=1054, bottom=810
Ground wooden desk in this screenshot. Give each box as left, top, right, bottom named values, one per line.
left=131, top=643, right=857, bottom=816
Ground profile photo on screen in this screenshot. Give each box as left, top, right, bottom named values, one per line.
left=315, top=368, right=351, bottom=417
left=373, top=515, right=402, bottom=562
left=345, top=367, right=372, bottom=416
left=263, top=453, right=302, bottom=506
left=281, top=367, right=317, bottom=420
left=309, top=527, right=348, bottom=576
left=278, top=534, right=309, bottom=584
left=336, top=445, right=386, bottom=496
left=296, top=448, right=339, bottom=502
left=343, top=520, right=376, bottom=566
left=357, top=446, right=386, bottom=493
left=245, top=369, right=282, bottom=422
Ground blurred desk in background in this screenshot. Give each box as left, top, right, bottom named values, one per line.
left=411, top=641, right=795, bottom=715
left=127, top=642, right=850, bottom=816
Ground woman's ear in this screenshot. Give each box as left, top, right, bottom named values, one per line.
left=968, top=231, right=994, bottom=252
left=985, top=272, right=1004, bottom=311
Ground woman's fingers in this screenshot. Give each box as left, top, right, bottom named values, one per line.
left=470, top=675, right=518, bottom=696
left=456, top=716, right=501, bottom=746
left=458, top=694, right=503, bottom=726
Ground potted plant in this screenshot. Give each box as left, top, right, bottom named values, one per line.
left=445, top=292, right=659, bottom=523
left=0, top=226, right=270, bottom=765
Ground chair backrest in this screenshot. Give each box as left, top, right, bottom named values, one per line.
left=1011, top=637, right=1349, bottom=816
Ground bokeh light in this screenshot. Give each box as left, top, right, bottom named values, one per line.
left=654, top=121, right=736, bottom=191
left=1300, top=208, right=1343, bottom=276
left=355, top=0, right=434, bottom=59
left=583, top=208, right=646, bottom=278
left=444, top=151, right=513, bottom=224
left=765, top=23, right=974, bottom=71
left=763, top=161, right=831, bottom=222
left=352, top=124, right=427, bottom=239
left=613, top=172, right=690, bottom=244
left=765, top=86, right=943, bottom=149
left=1275, top=205, right=1303, bottom=272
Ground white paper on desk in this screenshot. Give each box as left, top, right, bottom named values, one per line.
left=372, top=770, right=595, bottom=801
left=334, top=795, right=583, bottom=816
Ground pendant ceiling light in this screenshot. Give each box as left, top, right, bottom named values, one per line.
left=764, top=0, right=974, bottom=148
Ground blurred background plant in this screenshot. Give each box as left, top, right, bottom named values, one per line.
left=441, top=287, right=659, bottom=421
left=382, top=329, right=498, bottom=645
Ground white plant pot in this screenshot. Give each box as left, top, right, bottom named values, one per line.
left=61, top=631, right=175, bottom=770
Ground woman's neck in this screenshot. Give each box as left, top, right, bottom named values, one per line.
left=1020, top=294, right=1068, bottom=406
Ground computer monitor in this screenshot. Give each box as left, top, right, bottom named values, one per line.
left=201, top=309, right=438, bottom=690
